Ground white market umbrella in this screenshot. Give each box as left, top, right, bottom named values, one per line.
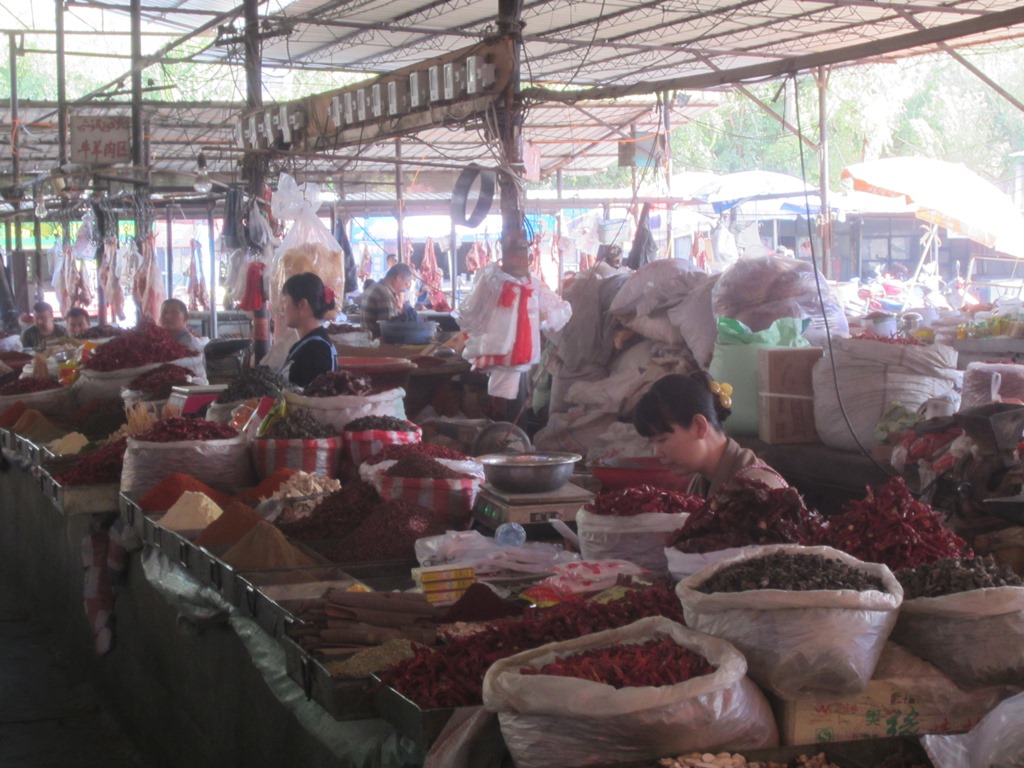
left=695, top=170, right=820, bottom=213
left=842, top=157, right=1024, bottom=258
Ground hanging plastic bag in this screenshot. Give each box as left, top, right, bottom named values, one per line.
left=890, top=585, right=1024, bottom=689
left=482, top=616, right=778, bottom=768
left=709, top=316, right=810, bottom=436
left=268, top=175, right=344, bottom=335
left=923, top=691, right=1024, bottom=768
left=677, top=543, right=903, bottom=699
left=575, top=508, right=689, bottom=575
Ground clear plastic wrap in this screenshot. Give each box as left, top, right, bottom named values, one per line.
left=923, top=691, right=1024, bottom=768
left=677, top=544, right=903, bottom=699
left=482, top=616, right=778, bottom=768
left=891, top=586, right=1024, bottom=689
left=575, top=508, right=689, bottom=576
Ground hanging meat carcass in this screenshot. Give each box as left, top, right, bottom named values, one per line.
left=187, top=238, right=210, bottom=312
left=420, top=237, right=450, bottom=311
left=98, top=238, right=126, bottom=321
left=131, top=235, right=165, bottom=321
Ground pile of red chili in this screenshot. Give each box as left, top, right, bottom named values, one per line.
left=0, top=377, right=63, bottom=396
left=236, top=467, right=299, bottom=505
left=84, top=323, right=196, bottom=371
left=54, top=437, right=128, bottom=486
left=673, top=477, right=827, bottom=554
left=133, top=417, right=237, bottom=443
left=365, top=442, right=468, bottom=466
left=278, top=481, right=380, bottom=542
left=137, top=472, right=236, bottom=511
left=320, top=498, right=447, bottom=563
left=520, top=638, right=714, bottom=688
left=586, top=484, right=703, bottom=517
left=383, top=453, right=468, bottom=479
left=0, top=400, right=27, bottom=428
left=376, top=583, right=686, bottom=708
left=819, top=476, right=971, bottom=570
left=127, top=364, right=192, bottom=399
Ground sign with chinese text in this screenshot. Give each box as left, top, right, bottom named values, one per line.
left=70, top=115, right=131, bottom=165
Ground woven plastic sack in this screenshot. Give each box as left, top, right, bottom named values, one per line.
left=665, top=545, right=757, bottom=583
left=121, top=433, right=254, bottom=498
left=890, top=586, right=1024, bottom=689
left=482, top=616, right=778, bottom=768
left=813, top=337, right=960, bottom=451
left=961, top=361, right=1024, bottom=408
left=0, top=386, right=72, bottom=420
left=923, top=691, right=1024, bottom=768
left=73, top=355, right=203, bottom=406
left=283, top=387, right=406, bottom=432
left=343, top=424, right=422, bottom=466
left=677, top=544, right=903, bottom=699
left=250, top=436, right=343, bottom=480
left=361, top=458, right=483, bottom=528
left=575, top=508, right=688, bottom=575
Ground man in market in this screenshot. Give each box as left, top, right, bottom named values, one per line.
left=159, top=298, right=205, bottom=354
left=20, top=301, right=66, bottom=349
left=66, top=307, right=91, bottom=338
left=360, top=262, right=417, bottom=338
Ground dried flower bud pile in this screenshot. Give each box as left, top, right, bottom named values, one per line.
left=303, top=370, right=372, bottom=397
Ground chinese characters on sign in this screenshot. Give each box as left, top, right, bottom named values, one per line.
left=70, top=115, right=131, bottom=165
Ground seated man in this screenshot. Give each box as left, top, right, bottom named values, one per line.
left=159, top=298, right=204, bottom=354
left=21, top=301, right=67, bottom=349
left=66, top=307, right=91, bottom=338
left=360, top=263, right=416, bottom=338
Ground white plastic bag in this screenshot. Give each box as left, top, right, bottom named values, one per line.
left=73, top=356, right=203, bottom=407
left=575, top=508, right=688, bottom=575
left=891, top=586, right=1024, bottom=689
left=923, top=691, right=1024, bottom=768
left=482, top=616, right=778, bottom=768
left=121, top=434, right=254, bottom=497
left=677, top=544, right=903, bottom=698
left=283, top=387, right=406, bottom=432
left=665, top=545, right=758, bottom=583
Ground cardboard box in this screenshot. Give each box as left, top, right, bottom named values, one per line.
left=758, top=347, right=823, bottom=444
left=772, top=643, right=1010, bottom=745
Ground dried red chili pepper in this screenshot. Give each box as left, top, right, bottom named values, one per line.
left=673, top=477, right=826, bottom=554
left=84, top=322, right=197, bottom=372
left=520, top=638, right=714, bottom=688
left=364, top=442, right=469, bottom=465
left=586, top=484, right=703, bottom=517
left=820, top=476, right=971, bottom=570
left=383, top=453, right=468, bottom=479
left=133, top=417, right=238, bottom=443
left=127, top=364, right=192, bottom=399
left=53, top=437, right=128, bottom=486
left=375, top=583, right=686, bottom=708
left=0, top=377, right=63, bottom=396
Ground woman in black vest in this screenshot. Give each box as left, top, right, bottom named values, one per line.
left=280, top=272, right=338, bottom=388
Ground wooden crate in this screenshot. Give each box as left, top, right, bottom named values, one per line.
left=758, top=347, right=823, bottom=444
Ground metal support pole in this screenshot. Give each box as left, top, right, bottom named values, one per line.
left=662, top=92, right=673, bottom=259
left=395, top=138, right=405, bottom=262
left=33, top=217, right=41, bottom=301
left=9, top=33, right=22, bottom=267
left=556, top=169, right=564, bottom=290
left=207, top=202, right=218, bottom=339
left=55, top=0, right=67, bottom=167
left=449, top=221, right=458, bottom=309
left=165, top=205, right=173, bottom=300
left=817, top=67, right=832, bottom=279
left=497, top=0, right=527, bottom=277
left=243, top=0, right=268, bottom=361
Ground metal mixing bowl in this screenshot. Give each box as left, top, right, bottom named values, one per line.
left=477, top=452, right=582, bottom=494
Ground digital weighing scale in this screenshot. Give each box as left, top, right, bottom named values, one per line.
left=472, top=482, right=593, bottom=533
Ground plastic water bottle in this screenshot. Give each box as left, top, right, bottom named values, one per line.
left=494, top=522, right=527, bottom=547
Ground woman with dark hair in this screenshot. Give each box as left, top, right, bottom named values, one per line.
left=280, top=272, right=338, bottom=388
left=634, top=371, right=786, bottom=498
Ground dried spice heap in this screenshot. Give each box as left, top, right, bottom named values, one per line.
left=261, top=408, right=337, bottom=439
left=220, top=521, right=318, bottom=570
left=303, top=370, right=372, bottom=397
left=128, top=364, right=192, bottom=400
left=851, top=332, right=928, bottom=346
left=133, top=417, right=237, bottom=443
left=673, top=478, right=826, bottom=554
left=53, top=437, right=128, bottom=486
left=378, top=583, right=686, bottom=708
left=383, top=453, right=468, bottom=479
left=137, top=473, right=235, bottom=512
left=277, top=482, right=379, bottom=542
left=84, top=323, right=197, bottom=372
left=344, top=415, right=417, bottom=432
left=0, top=377, right=63, bottom=396
left=321, top=499, right=446, bottom=563
left=72, top=399, right=128, bottom=440
left=697, top=552, right=886, bottom=594
left=520, top=638, right=714, bottom=688
left=215, top=366, right=284, bottom=403
left=0, top=401, right=27, bottom=428
left=820, top=476, right=971, bottom=570
left=365, top=442, right=468, bottom=465
left=896, top=555, right=1024, bottom=599
left=236, top=468, right=299, bottom=505
left=194, top=501, right=264, bottom=548
left=586, top=484, right=703, bottom=518
left=77, top=324, right=129, bottom=340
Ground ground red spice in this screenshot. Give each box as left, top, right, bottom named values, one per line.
left=137, top=473, right=236, bottom=512
left=194, top=501, right=264, bottom=548
left=0, top=400, right=28, bottom=428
